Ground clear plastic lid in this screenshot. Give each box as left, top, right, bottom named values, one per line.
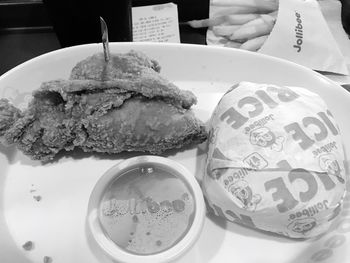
left=98, top=162, right=196, bottom=255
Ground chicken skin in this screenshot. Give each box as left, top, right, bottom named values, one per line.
left=0, top=51, right=207, bottom=161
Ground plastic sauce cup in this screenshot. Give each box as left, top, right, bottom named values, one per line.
left=86, top=155, right=205, bottom=263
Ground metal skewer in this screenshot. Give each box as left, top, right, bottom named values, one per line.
left=100, top=16, right=110, bottom=62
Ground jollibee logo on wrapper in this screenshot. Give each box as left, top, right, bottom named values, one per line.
left=203, top=82, right=347, bottom=239
left=319, top=153, right=345, bottom=184
left=227, top=179, right=262, bottom=212
left=287, top=217, right=317, bottom=235
left=249, top=126, right=285, bottom=152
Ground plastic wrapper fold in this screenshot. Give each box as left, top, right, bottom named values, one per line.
left=203, top=82, right=347, bottom=238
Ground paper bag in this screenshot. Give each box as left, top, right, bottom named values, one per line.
left=190, top=0, right=348, bottom=75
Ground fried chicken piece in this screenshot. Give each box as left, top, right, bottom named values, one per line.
left=0, top=51, right=207, bottom=161
left=69, top=51, right=196, bottom=109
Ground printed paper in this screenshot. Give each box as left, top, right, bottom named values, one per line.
left=132, top=3, right=180, bottom=43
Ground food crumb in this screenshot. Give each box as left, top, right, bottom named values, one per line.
left=132, top=215, right=139, bottom=223
left=22, top=241, right=34, bottom=251
left=43, top=256, right=52, bottom=263
left=33, top=195, right=42, bottom=202
left=30, top=184, right=36, bottom=192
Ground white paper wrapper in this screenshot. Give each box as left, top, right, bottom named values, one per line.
left=203, top=82, right=347, bottom=238
left=205, top=0, right=348, bottom=75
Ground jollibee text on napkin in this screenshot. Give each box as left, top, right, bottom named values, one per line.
left=202, top=82, right=347, bottom=238
left=187, top=0, right=348, bottom=75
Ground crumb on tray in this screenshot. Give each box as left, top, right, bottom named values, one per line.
left=22, top=241, right=34, bottom=251
left=33, top=195, right=42, bottom=202
left=43, top=256, right=52, bottom=263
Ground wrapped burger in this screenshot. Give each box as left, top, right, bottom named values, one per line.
left=202, top=82, right=347, bottom=238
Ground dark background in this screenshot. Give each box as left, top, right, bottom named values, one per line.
left=0, top=0, right=348, bottom=76
left=0, top=0, right=209, bottom=75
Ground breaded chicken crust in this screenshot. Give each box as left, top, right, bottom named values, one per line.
left=0, top=50, right=207, bottom=161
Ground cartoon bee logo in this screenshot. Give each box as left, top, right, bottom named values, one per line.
left=228, top=180, right=261, bottom=211
left=319, top=153, right=345, bottom=184
left=250, top=127, right=284, bottom=152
